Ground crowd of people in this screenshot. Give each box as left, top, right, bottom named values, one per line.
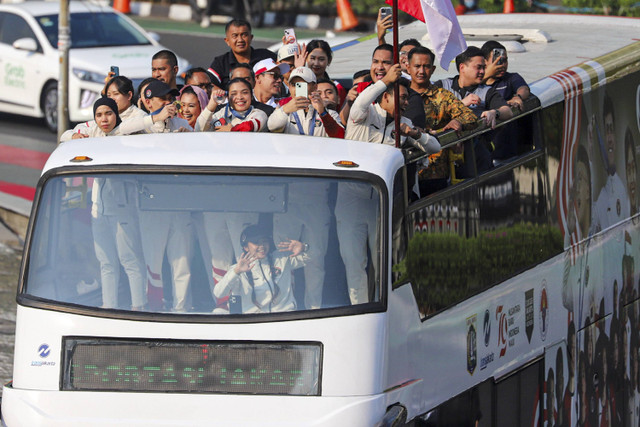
left=59, top=16, right=533, bottom=314
left=61, top=15, right=531, bottom=193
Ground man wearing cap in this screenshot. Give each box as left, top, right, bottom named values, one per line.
left=253, top=58, right=289, bottom=108
left=207, top=19, right=277, bottom=91
left=143, top=80, right=193, bottom=133
left=267, top=66, right=343, bottom=138
left=276, top=43, right=299, bottom=93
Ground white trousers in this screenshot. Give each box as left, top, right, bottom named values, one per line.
left=335, top=184, right=379, bottom=305
left=273, top=192, right=330, bottom=310
left=139, top=211, right=194, bottom=311
left=92, top=212, right=146, bottom=309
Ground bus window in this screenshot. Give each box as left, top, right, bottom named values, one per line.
left=421, top=380, right=492, bottom=426
left=398, top=152, right=563, bottom=318
left=496, top=360, right=543, bottom=427
left=24, top=173, right=384, bottom=316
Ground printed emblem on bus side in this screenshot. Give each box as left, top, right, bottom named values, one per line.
left=539, top=283, right=549, bottom=341
left=525, top=288, right=534, bottom=343
left=466, top=314, right=477, bottom=375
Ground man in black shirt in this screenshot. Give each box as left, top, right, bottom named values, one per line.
left=435, top=47, right=513, bottom=174
left=436, top=46, right=512, bottom=127
left=207, top=19, right=276, bottom=91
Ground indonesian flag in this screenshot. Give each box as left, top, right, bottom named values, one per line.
left=385, top=0, right=467, bottom=70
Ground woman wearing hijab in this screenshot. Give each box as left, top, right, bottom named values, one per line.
left=196, top=78, right=267, bottom=132
left=60, top=97, right=149, bottom=310
left=60, top=77, right=147, bottom=141
left=59, top=97, right=154, bottom=142
left=178, top=84, right=208, bottom=130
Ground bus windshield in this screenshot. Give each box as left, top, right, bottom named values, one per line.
left=24, top=172, right=383, bottom=317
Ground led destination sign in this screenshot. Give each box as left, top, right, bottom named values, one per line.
left=62, top=338, right=322, bottom=395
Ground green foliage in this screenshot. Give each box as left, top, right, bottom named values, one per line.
left=395, top=223, right=563, bottom=316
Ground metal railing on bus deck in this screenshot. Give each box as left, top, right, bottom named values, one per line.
left=402, top=95, right=543, bottom=186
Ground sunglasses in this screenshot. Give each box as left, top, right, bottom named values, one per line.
left=263, top=71, right=284, bottom=81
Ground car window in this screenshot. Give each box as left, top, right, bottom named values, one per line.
left=36, top=12, right=151, bottom=48
left=0, top=12, right=38, bottom=47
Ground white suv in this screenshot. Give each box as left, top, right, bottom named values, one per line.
left=0, top=1, right=189, bottom=131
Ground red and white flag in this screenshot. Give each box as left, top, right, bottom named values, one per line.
left=385, top=0, right=467, bottom=70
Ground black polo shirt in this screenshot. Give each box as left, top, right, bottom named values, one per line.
left=208, top=47, right=277, bottom=89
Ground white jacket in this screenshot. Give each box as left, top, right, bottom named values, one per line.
left=345, top=80, right=440, bottom=154
left=213, top=251, right=309, bottom=314
left=195, top=105, right=267, bottom=132
left=60, top=105, right=148, bottom=141
left=59, top=113, right=155, bottom=142
left=147, top=114, right=192, bottom=133
left=267, top=104, right=342, bottom=137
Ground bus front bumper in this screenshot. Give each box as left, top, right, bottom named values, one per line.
left=1, top=384, right=387, bottom=426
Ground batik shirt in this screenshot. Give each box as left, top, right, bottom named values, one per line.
left=416, top=83, right=477, bottom=179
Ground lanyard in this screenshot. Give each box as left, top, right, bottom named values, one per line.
left=291, top=110, right=316, bottom=136
left=225, top=104, right=253, bottom=121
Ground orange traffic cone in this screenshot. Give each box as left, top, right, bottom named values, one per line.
left=113, top=0, right=131, bottom=14
left=503, top=0, right=514, bottom=13
left=337, top=0, right=358, bottom=31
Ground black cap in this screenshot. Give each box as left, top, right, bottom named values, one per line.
left=144, top=79, right=180, bottom=99
left=240, top=225, right=271, bottom=247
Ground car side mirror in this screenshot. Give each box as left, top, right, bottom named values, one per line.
left=147, top=32, right=160, bottom=42
left=13, top=37, right=38, bottom=52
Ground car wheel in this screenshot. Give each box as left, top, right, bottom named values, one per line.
left=42, top=82, right=58, bottom=133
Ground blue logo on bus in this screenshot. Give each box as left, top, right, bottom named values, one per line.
left=38, top=344, right=51, bottom=359
left=483, top=310, right=491, bottom=347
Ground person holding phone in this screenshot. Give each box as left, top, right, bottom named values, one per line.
left=267, top=67, right=344, bottom=309
left=480, top=41, right=531, bottom=161
left=267, top=66, right=344, bottom=138
left=480, top=41, right=530, bottom=111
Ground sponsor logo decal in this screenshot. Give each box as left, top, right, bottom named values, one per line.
left=38, top=343, right=50, bottom=358
left=32, top=343, right=56, bottom=367
left=466, top=314, right=477, bottom=375
left=496, top=303, right=521, bottom=358
left=539, top=283, right=549, bottom=341
left=525, top=288, right=534, bottom=343
left=4, top=63, right=26, bottom=89
left=483, top=309, right=491, bottom=347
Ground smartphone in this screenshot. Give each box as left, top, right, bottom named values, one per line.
left=110, top=66, right=119, bottom=76
left=284, top=28, right=296, bottom=45
left=492, top=48, right=506, bottom=65
left=380, top=7, right=392, bottom=19
left=295, top=81, right=308, bottom=98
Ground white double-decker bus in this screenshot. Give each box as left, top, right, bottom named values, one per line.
left=2, top=12, right=640, bottom=427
